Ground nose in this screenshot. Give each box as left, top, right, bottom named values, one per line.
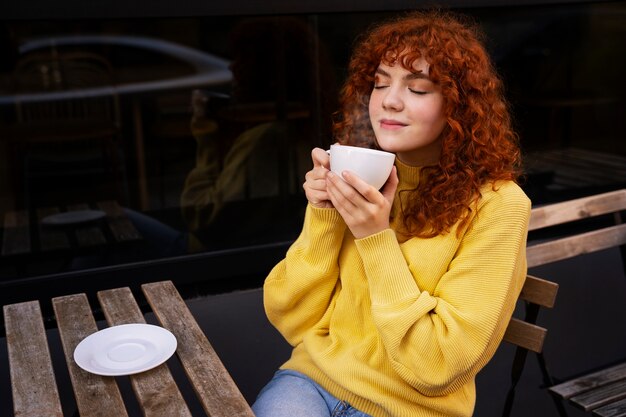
left=381, top=86, right=404, bottom=112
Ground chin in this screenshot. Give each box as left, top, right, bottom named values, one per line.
left=373, top=136, right=394, bottom=152
left=376, top=140, right=402, bottom=154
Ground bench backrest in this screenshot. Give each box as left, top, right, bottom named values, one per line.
left=503, top=275, right=558, bottom=353
left=500, top=189, right=626, bottom=417
left=526, top=189, right=626, bottom=269
left=503, top=189, right=626, bottom=353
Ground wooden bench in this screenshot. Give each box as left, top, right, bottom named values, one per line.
left=501, top=189, right=626, bottom=417
left=3, top=280, right=254, bottom=417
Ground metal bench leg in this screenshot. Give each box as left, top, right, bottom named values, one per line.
left=535, top=351, right=569, bottom=417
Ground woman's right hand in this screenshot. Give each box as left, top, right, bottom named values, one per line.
left=303, top=148, right=333, bottom=209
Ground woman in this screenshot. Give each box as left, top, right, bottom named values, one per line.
left=254, top=10, right=530, bottom=417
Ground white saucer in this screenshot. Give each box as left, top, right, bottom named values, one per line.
left=74, top=323, right=177, bottom=376
left=42, top=210, right=106, bottom=226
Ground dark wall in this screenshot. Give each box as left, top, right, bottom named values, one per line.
left=0, top=0, right=612, bottom=19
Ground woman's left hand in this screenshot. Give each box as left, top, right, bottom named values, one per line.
left=326, top=166, right=399, bottom=239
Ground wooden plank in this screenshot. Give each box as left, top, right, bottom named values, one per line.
left=550, top=362, right=626, bottom=399
left=142, top=280, right=255, bottom=417
left=67, top=203, right=107, bottom=247
left=97, top=287, right=192, bottom=417
left=52, top=294, right=129, bottom=417
left=503, top=317, right=547, bottom=353
left=3, top=301, right=63, bottom=416
left=527, top=223, right=626, bottom=268
left=518, top=275, right=559, bottom=308
left=97, top=200, right=142, bottom=242
left=37, top=207, right=71, bottom=251
left=594, top=396, right=626, bottom=417
left=2, top=210, right=31, bottom=255
left=528, top=189, right=626, bottom=231
left=570, top=379, right=626, bottom=411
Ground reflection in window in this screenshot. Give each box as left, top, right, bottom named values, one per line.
left=0, top=3, right=624, bottom=281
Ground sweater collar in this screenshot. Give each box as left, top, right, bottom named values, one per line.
left=395, top=157, right=432, bottom=189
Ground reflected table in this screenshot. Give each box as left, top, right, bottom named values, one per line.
left=1, top=200, right=142, bottom=277
left=3, top=280, right=254, bottom=417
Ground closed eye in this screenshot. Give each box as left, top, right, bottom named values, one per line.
left=409, top=88, right=427, bottom=95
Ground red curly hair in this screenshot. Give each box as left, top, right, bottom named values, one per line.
left=333, top=10, right=522, bottom=238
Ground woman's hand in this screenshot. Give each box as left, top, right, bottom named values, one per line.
left=303, top=148, right=333, bottom=209
left=326, top=166, right=399, bottom=239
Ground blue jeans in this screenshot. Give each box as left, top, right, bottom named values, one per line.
left=252, top=369, right=373, bottom=417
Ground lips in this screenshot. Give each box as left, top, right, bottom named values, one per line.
left=379, top=119, right=408, bottom=130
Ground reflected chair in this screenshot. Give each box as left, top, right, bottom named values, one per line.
left=7, top=49, right=128, bottom=209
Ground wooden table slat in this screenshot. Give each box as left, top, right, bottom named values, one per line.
left=2, top=210, right=31, bottom=255
left=97, top=287, right=193, bottom=417
left=142, top=280, right=255, bottom=417
left=98, top=287, right=145, bottom=324
left=594, top=396, right=626, bottom=417
left=52, top=293, right=129, bottom=417
left=550, top=362, right=626, bottom=399
left=3, top=301, right=63, bottom=417
left=570, top=379, right=626, bottom=411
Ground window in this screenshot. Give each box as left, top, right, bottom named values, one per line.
left=0, top=1, right=624, bottom=301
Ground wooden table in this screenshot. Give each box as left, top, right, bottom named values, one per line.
left=1, top=200, right=142, bottom=278
left=3, top=280, right=255, bottom=417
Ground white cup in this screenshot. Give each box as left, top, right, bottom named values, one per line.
left=327, top=144, right=396, bottom=190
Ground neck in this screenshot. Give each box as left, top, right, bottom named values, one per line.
left=395, top=137, right=442, bottom=167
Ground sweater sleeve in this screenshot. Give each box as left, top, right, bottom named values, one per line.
left=263, top=204, right=347, bottom=347
left=355, top=184, right=531, bottom=396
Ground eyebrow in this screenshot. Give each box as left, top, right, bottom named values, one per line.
left=375, top=67, right=431, bottom=81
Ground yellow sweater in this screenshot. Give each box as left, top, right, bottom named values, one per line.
left=263, top=159, right=531, bottom=417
